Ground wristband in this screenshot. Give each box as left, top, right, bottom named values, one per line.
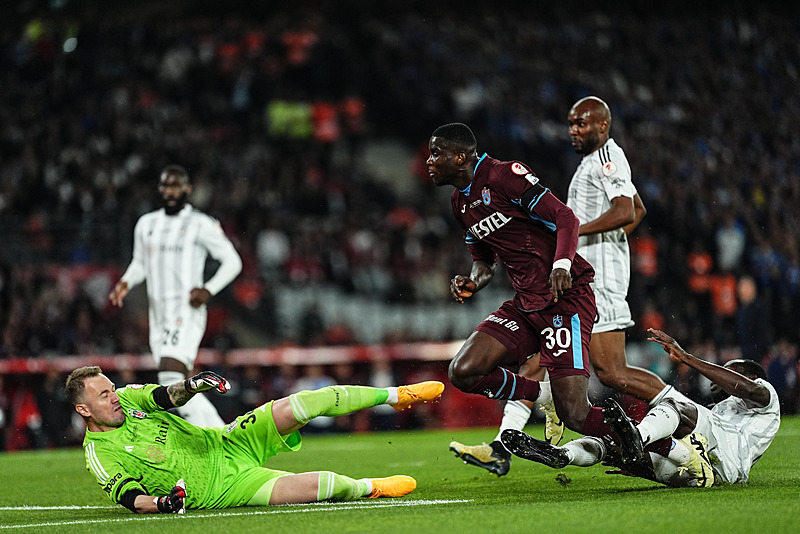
left=552, top=258, right=571, bottom=272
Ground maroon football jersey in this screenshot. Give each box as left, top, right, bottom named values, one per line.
left=451, top=154, right=594, bottom=311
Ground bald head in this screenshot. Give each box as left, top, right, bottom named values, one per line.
left=567, top=96, right=612, bottom=155
left=571, top=96, right=611, bottom=124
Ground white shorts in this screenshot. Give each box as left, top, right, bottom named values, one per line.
left=148, top=307, right=206, bottom=370
left=693, top=404, right=742, bottom=484
left=591, top=286, right=634, bottom=333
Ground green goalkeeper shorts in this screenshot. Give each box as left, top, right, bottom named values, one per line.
left=211, top=401, right=303, bottom=508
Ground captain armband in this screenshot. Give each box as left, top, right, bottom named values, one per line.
left=153, top=386, right=175, bottom=410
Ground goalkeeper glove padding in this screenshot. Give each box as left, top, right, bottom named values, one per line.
left=185, top=371, right=231, bottom=394
left=155, top=480, right=187, bottom=514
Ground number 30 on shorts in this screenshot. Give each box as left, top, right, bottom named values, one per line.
left=540, top=326, right=571, bottom=350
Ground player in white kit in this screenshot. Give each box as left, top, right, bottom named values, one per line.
left=109, top=165, right=242, bottom=427
left=451, top=97, right=684, bottom=476
left=502, top=328, right=780, bottom=488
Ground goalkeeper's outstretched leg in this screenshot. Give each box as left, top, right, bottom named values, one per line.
left=271, top=381, right=445, bottom=436
left=255, top=471, right=417, bottom=505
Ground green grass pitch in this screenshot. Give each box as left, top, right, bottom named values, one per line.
left=2, top=418, right=799, bottom=533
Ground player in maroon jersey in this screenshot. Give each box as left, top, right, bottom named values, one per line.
left=428, top=122, right=635, bottom=452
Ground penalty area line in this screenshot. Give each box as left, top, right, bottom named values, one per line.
left=0, top=499, right=472, bottom=530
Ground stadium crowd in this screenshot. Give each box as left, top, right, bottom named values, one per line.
left=0, top=1, right=798, bottom=448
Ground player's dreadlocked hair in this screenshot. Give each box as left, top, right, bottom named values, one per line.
left=66, top=366, right=103, bottom=405
left=726, top=359, right=768, bottom=381
left=432, top=123, right=477, bottom=153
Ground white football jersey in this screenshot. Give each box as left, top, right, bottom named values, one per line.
left=121, top=204, right=242, bottom=329
left=567, top=138, right=637, bottom=292
left=701, top=379, right=781, bottom=484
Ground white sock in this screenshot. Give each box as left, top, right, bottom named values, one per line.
left=494, top=400, right=532, bottom=445
left=386, top=387, right=399, bottom=404
left=357, top=478, right=374, bottom=496
left=158, top=371, right=225, bottom=427
left=650, top=452, right=682, bottom=483
left=637, top=403, right=680, bottom=446
left=535, top=381, right=553, bottom=407
left=562, top=437, right=606, bottom=467
left=666, top=438, right=691, bottom=464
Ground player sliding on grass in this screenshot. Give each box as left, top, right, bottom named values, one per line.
left=501, top=329, right=780, bottom=487
left=66, top=366, right=444, bottom=513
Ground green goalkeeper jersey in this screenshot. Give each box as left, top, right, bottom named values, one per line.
left=83, top=384, right=228, bottom=509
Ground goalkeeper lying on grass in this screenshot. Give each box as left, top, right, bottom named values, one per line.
left=66, top=366, right=444, bottom=513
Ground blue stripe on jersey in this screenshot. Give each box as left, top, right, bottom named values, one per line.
left=511, top=192, right=556, bottom=231
left=526, top=214, right=556, bottom=231
left=460, top=184, right=472, bottom=195
left=525, top=188, right=549, bottom=211
left=464, top=230, right=479, bottom=244
left=474, top=153, right=488, bottom=173
left=571, top=314, right=583, bottom=370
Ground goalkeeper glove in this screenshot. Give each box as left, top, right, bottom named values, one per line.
left=155, top=480, right=187, bottom=514
left=185, top=371, right=231, bottom=394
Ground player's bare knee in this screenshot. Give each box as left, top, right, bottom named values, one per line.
left=447, top=358, right=476, bottom=391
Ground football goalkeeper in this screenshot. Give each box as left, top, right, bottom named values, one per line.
left=66, top=366, right=444, bottom=513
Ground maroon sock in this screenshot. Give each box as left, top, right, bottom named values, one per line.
left=617, top=393, right=649, bottom=423
left=580, top=406, right=622, bottom=443
left=645, top=437, right=673, bottom=457
left=466, top=367, right=541, bottom=401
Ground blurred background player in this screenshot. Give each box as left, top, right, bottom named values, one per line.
left=451, top=96, right=682, bottom=476
left=502, top=328, right=780, bottom=488
left=109, top=165, right=242, bottom=427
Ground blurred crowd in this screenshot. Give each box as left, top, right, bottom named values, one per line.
left=0, top=0, right=799, bottom=448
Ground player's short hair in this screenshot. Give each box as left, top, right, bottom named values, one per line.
left=160, top=164, right=191, bottom=184
left=432, top=123, right=477, bottom=152
left=66, top=366, right=103, bottom=405
left=725, top=359, right=767, bottom=381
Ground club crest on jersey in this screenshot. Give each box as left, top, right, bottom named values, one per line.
left=602, top=161, right=618, bottom=177
left=511, top=162, right=527, bottom=175
left=553, top=315, right=563, bottom=328
left=225, top=420, right=238, bottom=434
left=128, top=408, right=148, bottom=419
left=481, top=187, right=492, bottom=205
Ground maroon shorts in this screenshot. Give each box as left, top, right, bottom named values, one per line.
left=474, top=284, right=596, bottom=380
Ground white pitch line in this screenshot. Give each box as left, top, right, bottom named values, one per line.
left=0, top=499, right=471, bottom=530
left=0, top=506, right=115, bottom=511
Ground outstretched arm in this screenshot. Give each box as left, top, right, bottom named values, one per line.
left=123, top=481, right=186, bottom=514
left=165, top=371, right=231, bottom=407
left=647, top=328, right=771, bottom=406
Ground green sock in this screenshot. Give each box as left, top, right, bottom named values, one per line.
left=289, top=385, right=389, bottom=424
left=318, top=471, right=370, bottom=501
